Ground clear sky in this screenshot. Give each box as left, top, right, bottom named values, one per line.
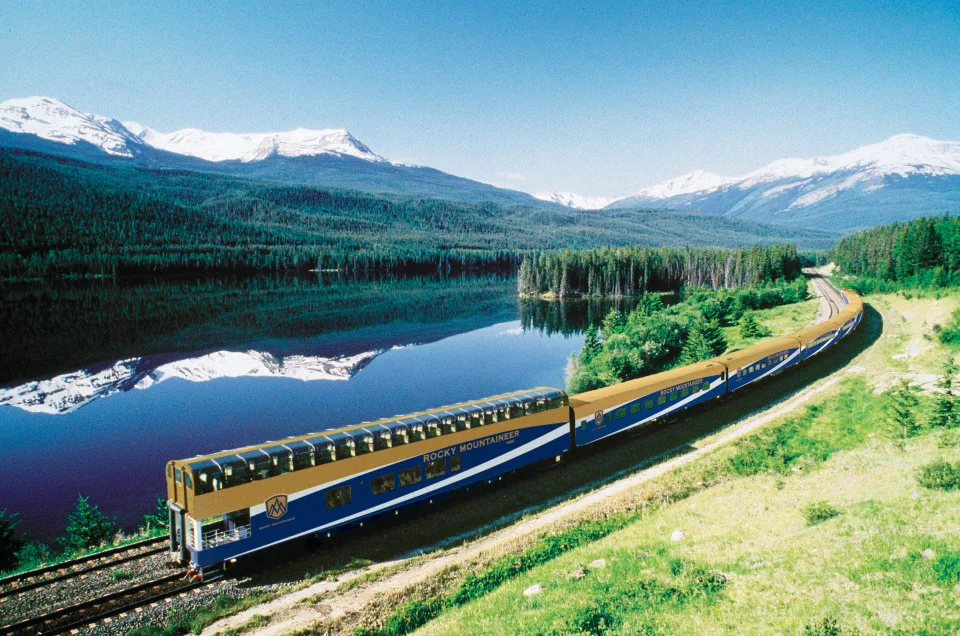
left=2, top=1, right=959, bottom=197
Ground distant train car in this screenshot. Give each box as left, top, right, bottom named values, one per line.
left=794, top=317, right=843, bottom=360
left=568, top=361, right=727, bottom=447
left=167, top=388, right=569, bottom=575
left=714, top=336, right=802, bottom=392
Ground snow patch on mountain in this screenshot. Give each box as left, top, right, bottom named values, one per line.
left=0, top=96, right=142, bottom=157
left=533, top=191, right=616, bottom=210
left=123, top=123, right=385, bottom=163
left=623, top=170, right=736, bottom=200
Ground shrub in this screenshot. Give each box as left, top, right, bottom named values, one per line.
left=804, top=616, right=844, bottom=635
left=59, top=494, right=117, bottom=553
left=916, top=459, right=960, bottom=490
left=937, top=308, right=960, bottom=347
left=112, top=569, right=133, bottom=581
left=803, top=501, right=842, bottom=526
left=0, top=509, right=25, bottom=573
left=933, top=551, right=960, bottom=584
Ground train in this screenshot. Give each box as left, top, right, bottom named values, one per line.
left=166, top=284, right=863, bottom=579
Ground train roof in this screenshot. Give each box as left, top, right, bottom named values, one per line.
left=713, top=336, right=801, bottom=368
left=568, top=359, right=725, bottom=413
left=174, top=386, right=567, bottom=470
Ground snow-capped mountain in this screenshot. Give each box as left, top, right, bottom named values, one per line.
left=0, top=96, right=144, bottom=157
left=533, top=191, right=617, bottom=210
left=123, top=122, right=385, bottom=163
left=0, top=348, right=384, bottom=415
left=607, top=134, right=960, bottom=230
left=0, top=96, right=556, bottom=208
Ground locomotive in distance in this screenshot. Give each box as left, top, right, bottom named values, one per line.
left=166, top=288, right=864, bottom=579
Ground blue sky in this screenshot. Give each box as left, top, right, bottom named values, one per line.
left=2, top=1, right=958, bottom=196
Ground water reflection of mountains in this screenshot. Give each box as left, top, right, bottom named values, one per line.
left=0, top=274, right=639, bottom=415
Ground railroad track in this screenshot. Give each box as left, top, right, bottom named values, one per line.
left=0, top=537, right=167, bottom=601
left=0, top=571, right=202, bottom=636
left=807, top=271, right=845, bottom=318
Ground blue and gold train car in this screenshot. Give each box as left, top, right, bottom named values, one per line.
left=166, top=388, right=570, bottom=574
left=568, top=360, right=727, bottom=447
left=714, top=336, right=801, bottom=392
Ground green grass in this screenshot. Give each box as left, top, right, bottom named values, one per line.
left=379, top=369, right=960, bottom=635
left=722, top=297, right=820, bottom=350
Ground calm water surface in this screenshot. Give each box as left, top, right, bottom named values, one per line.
left=0, top=275, right=636, bottom=540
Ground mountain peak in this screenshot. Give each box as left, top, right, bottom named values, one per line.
left=533, top=191, right=616, bottom=210
left=0, top=96, right=142, bottom=157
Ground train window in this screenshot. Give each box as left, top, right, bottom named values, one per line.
left=548, top=396, right=564, bottom=410
left=175, top=468, right=182, bottom=484
left=410, top=423, right=426, bottom=441
left=318, top=443, right=336, bottom=464
left=456, top=414, right=470, bottom=431
left=399, top=466, right=422, bottom=486
left=657, top=395, right=666, bottom=406
left=356, top=435, right=374, bottom=455
left=510, top=402, right=525, bottom=419
left=680, top=388, right=690, bottom=398
left=184, top=473, right=193, bottom=490
left=376, top=431, right=392, bottom=451
left=391, top=425, right=410, bottom=446
left=692, top=384, right=700, bottom=393
left=644, top=399, right=654, bottom=410
left=325, top=485, right=352, bottom=509
left=748, top=366, right=754, bottom=373
left=426, top=422, right=441, bottom=438
left=371, top=473, right=395, bottom=496
left=536, top=398, right=547, bottom=412
left=426, top=459, right=446, bottom=479
left=669, top=392, right=679, bottom=402
left=604, top=413, right=613, bottom=424
left=167, top=465, right=173, bottom=478
left=336, top=439, right=356, bottom=460
left=630, top=403, right=641, bottom=415
left=720, top=372, right=726, bottom=381
left=703, top=381, right=710, bottom=391
left=441, top=416, right=456, bottom=435
left=451, top=455, right=461, bottom=472
left=484, top=408, right=496, bottom=425
left=616, top=408, right=627, bottom=420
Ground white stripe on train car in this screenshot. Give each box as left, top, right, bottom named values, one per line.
left=733, top=349, right=800, bottom=392
left=581, top=378, right=725, bottom=446
left=233, top=423, right=570, bottom=558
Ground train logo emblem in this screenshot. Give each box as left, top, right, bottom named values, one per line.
left=265, top=495, right=288, bottom=519
left=594, top=410, right=604, bottom=426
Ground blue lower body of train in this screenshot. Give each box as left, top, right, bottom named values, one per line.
left=188, top=419, right=570, bottom=567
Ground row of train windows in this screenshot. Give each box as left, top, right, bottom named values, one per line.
left=603, top=380, right=712, bottom=424
left=325, top=455, right=462, bottom=509
left=740, top=353, right=789, bottom=377
left=185, top=395, right=562, bottom=494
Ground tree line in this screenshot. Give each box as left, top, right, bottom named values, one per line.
left=517, top=244, right=803, bottom=298
left=831, top=213, right=959, bottom=289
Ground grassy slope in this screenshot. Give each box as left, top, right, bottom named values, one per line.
left=408, top=292, right=960, bottom=635
left=722, top=297, right=821, bottom=351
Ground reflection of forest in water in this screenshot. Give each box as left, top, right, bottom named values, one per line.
left=0, top=273, right=641, bottom=387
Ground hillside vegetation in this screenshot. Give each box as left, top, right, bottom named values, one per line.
left=0, top=149, right=835, bottom=278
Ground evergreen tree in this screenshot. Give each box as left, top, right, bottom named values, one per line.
left=0, top=509, right=25, bottom=573
left=739, top=312, right=769, bottom=339
left=59, top=495, right=117, bottom=553
left=580, top=324, right=602, bottom=363
left=929, top=359, right=959, bottom=429
left=701, top=318, right=728, bottom=356
left=680, top=324, right=714, bottom=365
left=884, top=379, right=922, bottom=448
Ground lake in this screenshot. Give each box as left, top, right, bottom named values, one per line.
left=0, top=274, right=637, bottom=541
